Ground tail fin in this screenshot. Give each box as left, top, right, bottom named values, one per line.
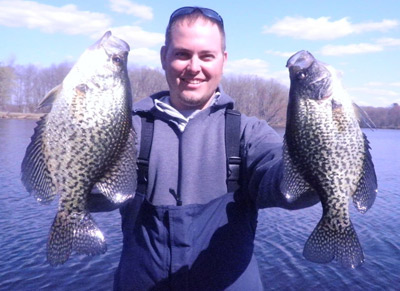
left=47, top=210, right=107, bottom=266
left=303, top=216, right=364, bottom=268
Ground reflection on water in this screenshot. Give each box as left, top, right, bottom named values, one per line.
left=0, top=119, right=121, bottom=290
left=1, top=119, right=399, bottom=290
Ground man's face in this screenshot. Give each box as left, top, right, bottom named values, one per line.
left=161, top=18, right=227, bottom=111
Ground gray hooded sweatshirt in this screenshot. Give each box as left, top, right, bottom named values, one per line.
left=111, top=88, right=318, bottom=290
left=130, top=88, right=317, bottom=208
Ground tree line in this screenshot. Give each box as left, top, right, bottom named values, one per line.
left=1, top=62, right=399, bottom=128
left=362, top=104, right=400, bottom=129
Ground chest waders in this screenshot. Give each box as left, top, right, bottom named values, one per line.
left=136, top=108, right=242, bottom=202
left=114, top=107, right=264, bottom=290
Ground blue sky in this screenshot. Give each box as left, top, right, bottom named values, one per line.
left=1, top=0, right=399, bottom=107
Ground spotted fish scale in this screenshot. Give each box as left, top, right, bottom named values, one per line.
left=282, top=50, right=377, bottom=268
left=21, top=31, right=137, bottom=265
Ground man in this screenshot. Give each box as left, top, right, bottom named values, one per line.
left=90, top=6, right=318, bottom=290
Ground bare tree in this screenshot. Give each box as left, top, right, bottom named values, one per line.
left=129, top=66, right=168, bottom=102
left=35, top=62, right=72, bottom=112
left=4, top=61, right=398, bottom=129
left=222, top=74, right=288, bottom=126
left=361, top=104, right=400, bottom=129
left=0, top=63, right=15, bottom=111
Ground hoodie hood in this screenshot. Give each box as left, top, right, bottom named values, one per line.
left=132, top=87, right=236, bottom=114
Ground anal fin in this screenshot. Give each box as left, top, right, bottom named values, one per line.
left=47, top=210, right=107, bottom=266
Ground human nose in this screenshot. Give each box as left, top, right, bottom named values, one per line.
left=187, top=56, right=201, bottom=74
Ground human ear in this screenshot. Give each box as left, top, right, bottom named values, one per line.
left=160, top=45, right=167, bottom=70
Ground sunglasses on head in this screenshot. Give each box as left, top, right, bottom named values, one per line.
left=168, top=6, right=224, bottom=28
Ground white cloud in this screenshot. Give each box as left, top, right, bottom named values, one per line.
left=98, top=26, right=164, bottom=48
left=263, top=17, right=351, bottom=40
left=109, top=0, right=153, bottom=20
left=348, top=84, right=400, bottom=107
left=263, top=16, right=398, bottom=40
left=0, top=0, right=162, bottom=64
left=0, top=0, right=111, bottom=35
left=264, top=50, right=295, bottom=58
left=376, top=37, right=400, bottom=47
left=374, top=96, right=400, bottom=107
left=319, top=36, right=400, bottom=56
left=224, top=58, right=290, bottom=86
left=320, top=43, right=384, bottom=56
left=365, top=82, right=385, bottom=87
left=224, top=58, right=270, bottom=79
left=349, top=87, right=399, bottom=97
left=269, top=69, right=290, bottom=87
left=353, top=19, right=398, bottom=33
left=364, top=82, right=400, bottom=88
left=129, top=48, right=161, bottom=67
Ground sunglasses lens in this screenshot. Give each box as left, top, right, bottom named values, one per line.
left=169, top=7, right=223, bottom=27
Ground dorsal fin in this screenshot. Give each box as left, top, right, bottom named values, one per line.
left=38, top=84, right=62, bottom=109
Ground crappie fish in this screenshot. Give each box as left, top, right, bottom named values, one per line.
left=21, top=31, right=137, bottom=266
left=282, top=50, right=377, bottom=268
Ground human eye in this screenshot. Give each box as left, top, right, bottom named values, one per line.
left=200, top=52, right=216, bottom=61
left=174, top=51, right=190, bottom=60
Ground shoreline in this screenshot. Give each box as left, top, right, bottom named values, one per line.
left=1, top=111, right=398, bottom=129
left=0, top=111, right=44, bottom=120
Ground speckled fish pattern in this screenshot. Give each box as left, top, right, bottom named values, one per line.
left=21, top=31, right=137, bottom=266
left=282, top=50, right=377, bottom=268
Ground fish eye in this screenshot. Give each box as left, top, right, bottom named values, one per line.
left=112, top=56, right=122, bottom=64
left=296, top=71, right=306, bottom=80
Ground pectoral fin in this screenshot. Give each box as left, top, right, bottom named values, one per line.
left=352, top=134, right=378, bottom=213
left=281, top=138, right=315, bottom=202
left=95, top=129, right=137, bottom=204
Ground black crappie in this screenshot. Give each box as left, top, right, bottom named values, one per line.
left=21, top=31, right=136, bottom=266
left=282, top=50, right=377, bottom=268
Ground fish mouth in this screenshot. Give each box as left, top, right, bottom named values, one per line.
left=321, top=93, right=332, bottom=100
left=90, top=31, right=130, bottom=52
left=90, top=31, right=111, bottom=50
left=286, top=50, right=315, bottom=71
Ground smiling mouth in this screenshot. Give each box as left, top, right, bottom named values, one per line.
left=181, top=78, right=204, bottom=85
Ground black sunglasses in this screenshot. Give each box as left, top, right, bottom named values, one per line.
left=168, top=6, right=224, bottom=28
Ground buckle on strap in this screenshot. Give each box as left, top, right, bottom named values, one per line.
left=137, top=158, right=149, bottom=184
left=227, top=156, right=241, bottom=181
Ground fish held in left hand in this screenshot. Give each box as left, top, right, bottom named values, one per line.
left=282, top=50, right=377, bottom=268
left=21, top=31, right=137, bottom=266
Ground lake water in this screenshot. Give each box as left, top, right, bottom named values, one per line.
left=0, top=119, right=399, bottom=290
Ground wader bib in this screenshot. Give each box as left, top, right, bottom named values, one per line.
left=113, top=109, right=264, bottom=290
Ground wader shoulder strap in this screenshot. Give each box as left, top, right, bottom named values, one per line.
left=225, top=109, right=242, bottom=192
left=136, top=115, right=154, bottom=194
left=136, top=108, right=242, bottom=195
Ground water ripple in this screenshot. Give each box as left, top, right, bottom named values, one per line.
left=1, top=120, right=400, bottom=290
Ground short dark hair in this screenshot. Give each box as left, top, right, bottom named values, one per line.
left=165, top=7, right=226, bottom=51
